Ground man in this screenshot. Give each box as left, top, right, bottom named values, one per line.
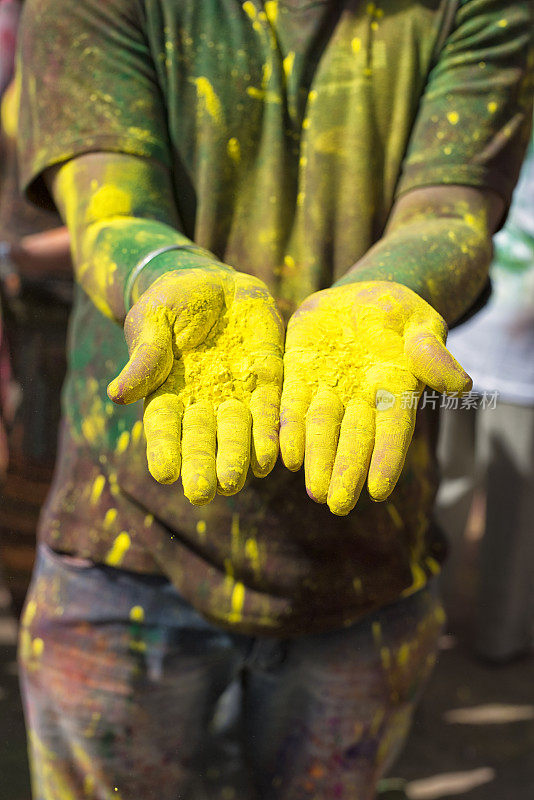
left=16, top=1, right=532, bottom=798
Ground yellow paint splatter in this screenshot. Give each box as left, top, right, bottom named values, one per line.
left=129, top=640, right=147, bottom=653
left=245, top=538, right=260, bottom=572
left=116, top=431, right=130, bottom=455
left=242, top=1, right=256, bottom=19
left=425, top=556, right=441, bottom=575
left=351, top=37, right=362, bottom=54
left=283, top=51, right=295, bottom=80
left=397, top=642, right=410, bottom=666
left=229, top=581, right=245, bottom=623
left=284, top=254, right=296, bottom=269
left=32, top=638, right=45, bottom=657
left=435, top=605, right=446, bottom=625
left=90, top=475, right=106, bottom=505
left=487, top=101, right=498, bottom=114
left=131, top=420, right=143, bottom=444
left=196, top=519, right=207, bottom=535
left=105, top=532, right=131, bottom=567
left=401, top=562, right=427, bottom=597
left=103, top=508, right=118, bottom=530
left=0, top=79, right=19, bottom=140
left=227, top=137, right=241, bottom=163
left=22, top=600, right=37, bottom=628
left=231, top=513, right=240, bottom=540
left=144, top=514, right=154, bottom=527
left=497, top=18, right=508, bottom=27
left=108, top=470, right=120, bottom=498
left=192, top=77, right=223, bottom=123
left=264, top=0, right=278, bottom=24
left=85, top=184, right=133, bottom=223
left=447, top=111, right=459, bottom=125
left=247, top=86, right=264, bottom=100
left=129, top=605, right=145, bottom=622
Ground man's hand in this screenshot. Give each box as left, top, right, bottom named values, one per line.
left=108, top=268, right=284, bottom=505
left=280, top=281, right=471, bottom=516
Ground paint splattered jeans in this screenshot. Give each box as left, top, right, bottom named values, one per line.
left=19, top=544, right=443, bottom=800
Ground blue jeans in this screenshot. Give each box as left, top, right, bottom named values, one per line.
left=19, top=545, right=442, bottom=800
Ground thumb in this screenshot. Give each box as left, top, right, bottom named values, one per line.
left=404, top=322, right=472, bottom=395
left=108, top=309, right=174, bottom=405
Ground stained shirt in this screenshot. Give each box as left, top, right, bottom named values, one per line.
left=16, top=0, right=532, bottom=634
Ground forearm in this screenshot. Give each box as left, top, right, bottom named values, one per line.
left=10, top=226, right=72, bottom=277
left=336, top=186, right=501, bottom=325
left=48, top=152, right=227, bottom=322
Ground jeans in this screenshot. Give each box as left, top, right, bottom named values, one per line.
left=19, top=545, right=443, bottom=800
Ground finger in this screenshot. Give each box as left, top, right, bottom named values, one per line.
left=250, top=384, right=281, bottom=478
left=280, top=380, right=312, bottom=472
left=181, top=401, right=217, bottom=505
left=143, top=391, right=183, bottom=484
left=305, top=388, right=344, bottom=504
left=108, top=316, right=173, bottom=405
left=327, top=400, right=375, bottom=516
left=216, top=399, right=251, bottom=496
left=367, top=394, right=417, bottom=501
left=404, top=325, right=472, bottom=394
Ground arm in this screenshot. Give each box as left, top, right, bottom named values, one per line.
left=280, top=0, right=532, bottom=514
left=47, top=152, right=210, bottom=321
left=9, top=226, right=72, bottom=279
left=337, top=184, right=503, bottom=325
left=280, top=184, right=503, bottom=515
left=47, top=152, right=284, bottom=502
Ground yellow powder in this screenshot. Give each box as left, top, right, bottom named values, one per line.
left=105, top=532, right=131, bottom=566
left=227, top=137, right=241, bottom=163
left=281, top=281, right=469, bottom=512
left=192, top=76, right=223, bottom=123
left=264, top=1, right=278, bottom=24
left=32, top=638, right=45, bottom=657
left=116, top=431, right=130, bottom=455
left=283, top=51, right=295, bottom=80
left=135, top=271, right=282, bottom=500
left=103, top=508, right=118, bottom=529
left=129, top=605, right=145, bottom=622
left=90, top=475, right=106, bottom=505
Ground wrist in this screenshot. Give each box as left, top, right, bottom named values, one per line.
left=130, top=247, right=233, bottom=310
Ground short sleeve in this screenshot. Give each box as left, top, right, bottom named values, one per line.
left=396, top=0, right=533, bottom=215
left=16, top=0, right=171, bottom=207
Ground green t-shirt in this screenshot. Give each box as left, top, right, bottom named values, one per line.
left=17, top=0, right=532, bottom=634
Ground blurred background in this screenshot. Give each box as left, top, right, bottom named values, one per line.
left=1, top=0, right=533, bottom=798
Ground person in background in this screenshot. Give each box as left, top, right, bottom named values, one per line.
left=436, top=125, right=534, bottom=663
left=15, top=1, right=533, bottom=799
left=0, top=0, right=72, bottom=612
left=0, top=0, right=21, bottom=481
